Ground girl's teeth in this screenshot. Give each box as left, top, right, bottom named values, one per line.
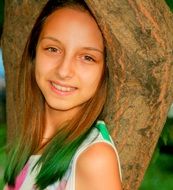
left=52, top=82, right=74, bottom=92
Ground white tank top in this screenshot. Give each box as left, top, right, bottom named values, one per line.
left=6, top=121, right=121, bottom=190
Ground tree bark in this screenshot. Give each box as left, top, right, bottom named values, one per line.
left=2, top=0, right=173, bottom=189
left=2, top=0, right=47, bottom=141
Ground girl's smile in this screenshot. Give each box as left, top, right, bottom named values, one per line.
left=50, top=81, right=77, bottom=95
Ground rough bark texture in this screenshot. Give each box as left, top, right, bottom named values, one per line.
left=2, top=0, right=173, bottom=189
left=2, top=0, right=47, bottom=141
left=85, top=0, right=173, bottom=189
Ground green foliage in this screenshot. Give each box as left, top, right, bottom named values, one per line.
left=139, top=153, right=173, bottom=190
left=0, top=124, right=6, bottom=146
left=0, top=0, right=4, bottom=27
left=0, top=124, right=7, bottom=189
left=160, top=118, right=173, bottom=146
left=140, top=116, right=173, bottom=189
left=165, top=0, right=173, bottom=12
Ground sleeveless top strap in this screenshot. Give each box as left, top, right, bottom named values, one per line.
left=65, top=120, right=122, bottom=190
left=95, top=120, right=112, bottom=142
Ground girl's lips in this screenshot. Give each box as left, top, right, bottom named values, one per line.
left=50, top=81, right=77, bottom=95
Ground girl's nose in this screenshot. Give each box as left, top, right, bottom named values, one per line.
left=56, top=55, right=74, bottom=80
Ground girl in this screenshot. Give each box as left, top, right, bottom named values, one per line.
left=4, top=0, right=122, bottom=189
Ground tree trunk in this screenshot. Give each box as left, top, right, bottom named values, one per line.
left=2, top=0, right=173, bottom=189
left=2, top=0, right=47, bottom=141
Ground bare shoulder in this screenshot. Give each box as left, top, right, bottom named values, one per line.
left=75, top=142, right=122, bottom=190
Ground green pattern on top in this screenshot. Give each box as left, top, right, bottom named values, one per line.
left=95, top=121, right=111, bottom=142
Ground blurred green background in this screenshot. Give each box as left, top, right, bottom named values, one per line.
left=0, top=0, right=173, bottom=189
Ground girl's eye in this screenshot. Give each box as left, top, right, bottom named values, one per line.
left=83, top=55, right=95, bottom=62
left=48, top=47, right=57, bottom=52
left=45, top=47, right=61, bottom=53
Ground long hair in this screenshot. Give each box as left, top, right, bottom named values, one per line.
left=4, top=0, right=109, bottom=189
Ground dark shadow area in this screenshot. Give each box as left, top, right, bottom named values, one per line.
left=140, top=114, right=173, bottom=190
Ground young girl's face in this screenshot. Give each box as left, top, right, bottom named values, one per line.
left=35, top=7, right=104, bottom=114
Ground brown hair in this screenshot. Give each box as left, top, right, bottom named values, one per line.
left=5, top=0, right=108, bottom=188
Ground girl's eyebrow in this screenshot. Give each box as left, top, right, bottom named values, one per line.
left=82, top=47, right=103, bottom=54
left=40, top=36, right=61, bottom=43
left=40, top=36, right=103, bottom=54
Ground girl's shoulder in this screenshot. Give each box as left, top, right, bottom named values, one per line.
left=76, top=142, right=122, bottom=190
left=65, top=120, right=122, bottom=190
left=73, top=120, right=122, bottom=190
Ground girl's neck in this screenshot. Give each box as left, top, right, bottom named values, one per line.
left=43, top=102, right=79, bottom=139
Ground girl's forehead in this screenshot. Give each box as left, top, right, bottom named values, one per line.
left=44, top=7, right=95, bottom=29
left=39, top=7, right=104, bottom=49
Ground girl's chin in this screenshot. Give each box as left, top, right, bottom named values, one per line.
left=45, top=101, right=81, bottom=113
